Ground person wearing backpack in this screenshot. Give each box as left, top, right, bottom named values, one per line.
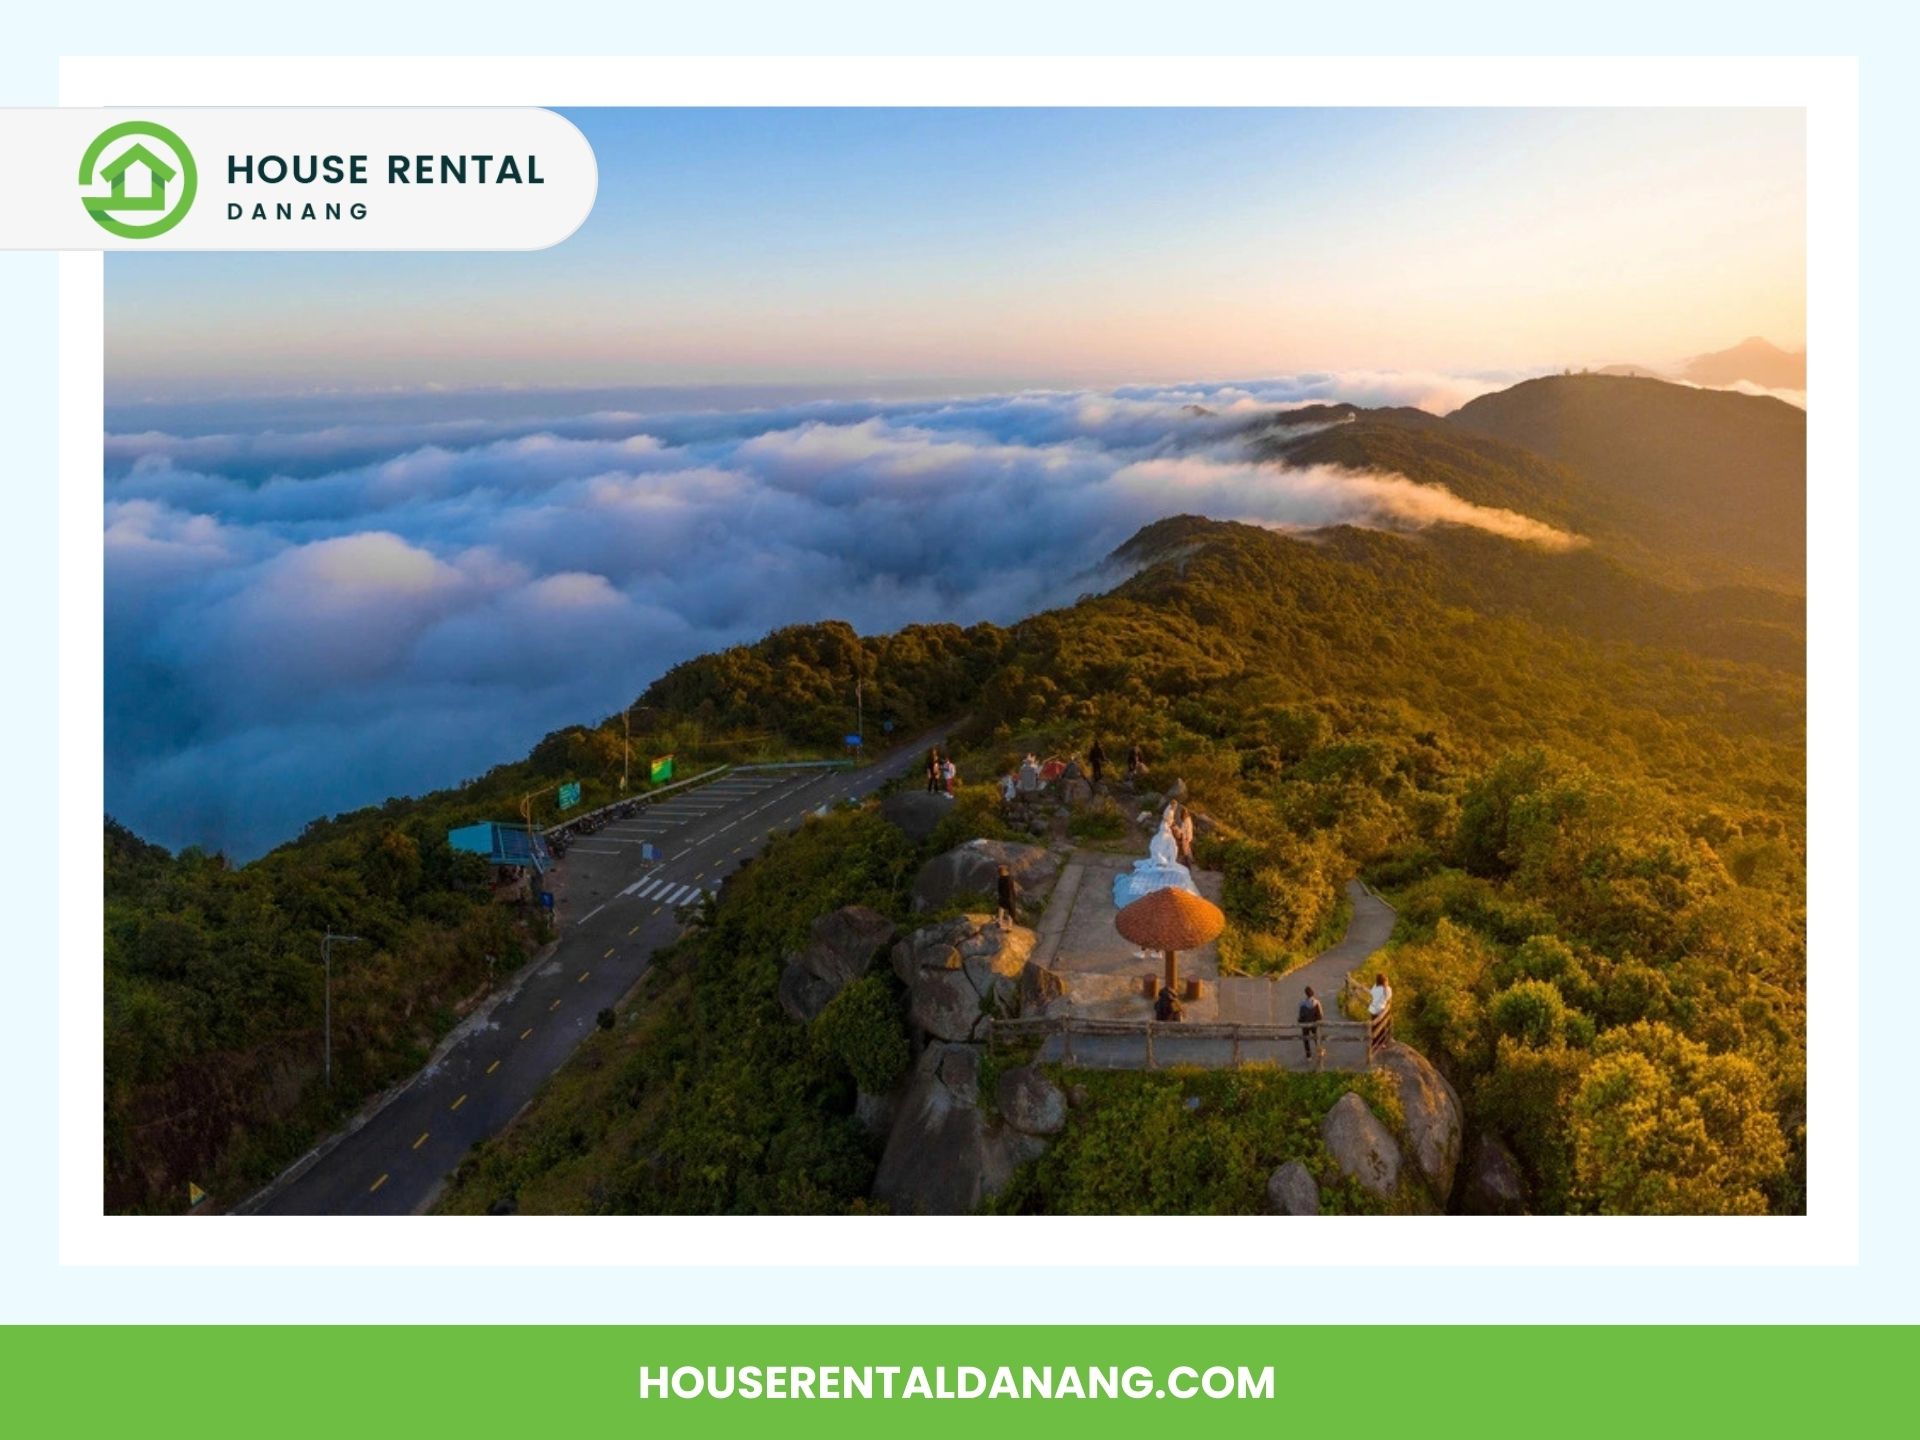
left=1297, top=985, right=1324, bottom=1063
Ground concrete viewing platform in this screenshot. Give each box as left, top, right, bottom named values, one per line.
left=1016, top=840, right=1397, bottom=1070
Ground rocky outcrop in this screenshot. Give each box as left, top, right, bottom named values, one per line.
left=1321, top=1091, right=1402, bottom=1199
left=911, top=840, right=1059, bottom=914
left=996, top=1065, right=1066, bottom=1136
left=775, top=905, right=896, bottom=1022
left=889, top=914, right=1037, bottom=1042
left=776, top=964, right=836, bottom=1024
left=871, top=1042, right=1044, bottom=1214
left=1373, top=1041, right=1463, bottom=1205
left=1459, top=1133, right=1530, bottom=1215
left=880, top=790, right=952, bottom=843
left=1266, top=1160, right=1320, bottom=1216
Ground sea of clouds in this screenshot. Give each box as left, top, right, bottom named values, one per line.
left=106, top=372, right=1576, bottom=858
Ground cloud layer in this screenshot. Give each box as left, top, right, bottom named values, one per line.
left=106, top=376, right=1576, bottom=858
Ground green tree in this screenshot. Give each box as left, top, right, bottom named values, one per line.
left=812, top=975, right=910, bottom=1094
left=1569, top=1022, right=1786, bottom=1215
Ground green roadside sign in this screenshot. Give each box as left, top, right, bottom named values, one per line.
left=650, top=755, right=674, bottom=784
left=557, top=781, right=582, bottom=810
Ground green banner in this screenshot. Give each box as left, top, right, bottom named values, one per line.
left=650, top=753, right=674, bottom=783
left=4, top=1326, right=1911, bottom=1435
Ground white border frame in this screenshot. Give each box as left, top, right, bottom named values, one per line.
left=59, top=55, right=1858, bottom=1270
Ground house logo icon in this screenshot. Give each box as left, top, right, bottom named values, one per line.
left=78, top=121, right=197, bottom=239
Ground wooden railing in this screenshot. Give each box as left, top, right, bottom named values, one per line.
left=1368, top=1007, right=1393, bottom=1054
left=986, top=1009, right=1390, bottom=1072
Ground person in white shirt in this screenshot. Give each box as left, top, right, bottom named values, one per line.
left=1368, top=973, right=1393, bottom=1015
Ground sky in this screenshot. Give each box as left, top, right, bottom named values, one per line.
left=103, top=107, right=1805, bottom=856
left=106, top=107, right=1805, bottom=399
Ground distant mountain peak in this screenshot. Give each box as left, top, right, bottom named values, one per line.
left=1681, top=336, right=1805, bottom=390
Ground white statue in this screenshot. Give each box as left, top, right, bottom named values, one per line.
left=1018, top=754, right=1042, bottom=794
left=1113, top=806, right=1199, bottom=906
left=1148, top=810, right=1181, bottom=867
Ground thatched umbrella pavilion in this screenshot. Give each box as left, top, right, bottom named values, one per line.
left=1115, top=885, right=1225, bottom=1000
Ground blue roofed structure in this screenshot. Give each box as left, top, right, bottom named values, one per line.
left=447, top=822, right=553, bottom=874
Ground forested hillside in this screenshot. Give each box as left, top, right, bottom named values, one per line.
left=1451, top=373, right=1806, bottom=586
left=105, top=374, right=1806, bottom=1216
left=441, top=502, right=1804, bottom=1217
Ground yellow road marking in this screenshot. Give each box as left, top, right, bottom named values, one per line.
left=628, top=925, right=640, bottom=936
left=369, top=1173, right=388, bottom=1194
left=651, top=905, right=662, bottom=916
left=486, top=1059, right=501, bottom=1075
left=694, top=871, right=705, bottom=881
left=412, top=1132, right=429, bottom=1151
left=603, top=948, right=614, bottom=959
left=578, top=970, right=591, bottom=983
left=549, top=998, right=563, bottom=1011
left=519, top=1027, right=533, bottom=1040
left=450, top=1094, right=467, bottom=1112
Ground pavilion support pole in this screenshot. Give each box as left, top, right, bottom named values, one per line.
left=1164, top=949, right=1177, bottom=995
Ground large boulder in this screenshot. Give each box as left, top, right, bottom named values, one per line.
left=1266, top=1160, right=1320, bottom=1216
left=797, top=906, right=896, bottom=991
left=1321, top=1091, right=1403, bottom=1199
left=1460, top=1133, right=1530, bottom=1215
left=776, top=963, right=836, bottom=1024
left=775, top=905, right=896, bottom=1022
left=880, top=790, right=952, bottom=843
left=890, top=915, right=1037, bottom=1043
left=1373, top=1041, right=1463, bottom=1205
left=912, top=840, right=1059, bottom=914
left=996, top=1065, right=1066, bottom=1136
left=871, top=1043, right=1044, bottom=1214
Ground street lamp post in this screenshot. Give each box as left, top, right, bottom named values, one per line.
left=321, top=930, right=363, bottom=1088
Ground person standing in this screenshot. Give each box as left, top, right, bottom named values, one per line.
left=1369, top=972, right=1393, bottom=1017
left=996, top=864, right=1018, bottom=927
left=942, top=755, right=957, bottom=796
left=1088, top=738, right=1107, bottom=786
left=1155, top=984, right=1183, bottom=1023
left=1127, top=742, right=1146, bottom=779
left=926, top=747, right=941, bottom=794
left=1297, top=985, right=1324, bottom=1063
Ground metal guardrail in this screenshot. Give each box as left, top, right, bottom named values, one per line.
left=540, top=764, right=730, bottom=838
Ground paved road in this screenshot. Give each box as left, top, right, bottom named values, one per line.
left=246, top=735, right=944, bottom=1216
